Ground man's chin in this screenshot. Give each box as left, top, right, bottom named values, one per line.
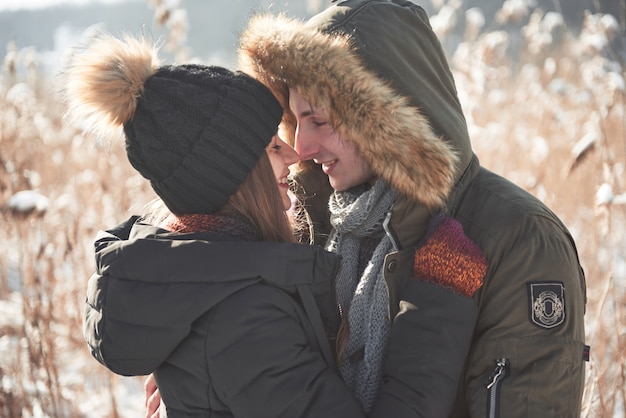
left=329, top=179, right=347, bottom=192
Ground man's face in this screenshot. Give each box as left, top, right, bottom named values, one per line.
left=289, top=88, right=375, bottom=192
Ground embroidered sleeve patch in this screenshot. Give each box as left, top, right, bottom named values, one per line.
left=527, top=281, right=566, bottom=329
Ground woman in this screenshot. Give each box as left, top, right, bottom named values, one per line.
left=64, top=33, right=366, bottom=417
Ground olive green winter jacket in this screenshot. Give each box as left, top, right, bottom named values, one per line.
left=238, top=1, right=587, bottom=417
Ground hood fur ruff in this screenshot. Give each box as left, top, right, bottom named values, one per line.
left=238, top=13, right=459, bottom=210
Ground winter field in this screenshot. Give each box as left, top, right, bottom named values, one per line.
left=0, top=0, right=624, bottom=417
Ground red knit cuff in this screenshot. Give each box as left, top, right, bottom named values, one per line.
left=413, top=217, right=487, bottom=298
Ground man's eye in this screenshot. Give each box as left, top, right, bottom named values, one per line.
left=272, top=144, right=282, bottom=150
left=313, top=120, right=328, bottom=127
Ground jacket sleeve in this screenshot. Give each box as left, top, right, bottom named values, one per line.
left=462, top=216, right=587, bottom=417
left=370, top=215, right=485, bottom=417
left=83, top=272, right=107, bottom=368
left=205, top=284, right=366, bottom=418
left=369, top=280, right=477, bottom=418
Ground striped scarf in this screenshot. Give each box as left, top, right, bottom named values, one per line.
left=167, top=213, right=259, bottom=241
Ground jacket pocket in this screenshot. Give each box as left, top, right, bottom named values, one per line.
left=474, top=338, right=585, bottom=418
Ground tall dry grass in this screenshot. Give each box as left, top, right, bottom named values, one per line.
left=0, top=1, right=624, bottom=417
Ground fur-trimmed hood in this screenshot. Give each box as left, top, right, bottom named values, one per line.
left=238, top=0, right=473, bottom=209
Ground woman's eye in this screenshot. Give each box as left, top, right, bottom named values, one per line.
left=272, top=144, right=282, bottom=151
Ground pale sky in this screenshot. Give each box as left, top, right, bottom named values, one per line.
left=0, top=0, right=135, bottom=12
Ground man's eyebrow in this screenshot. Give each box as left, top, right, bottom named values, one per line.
left=295, top=102, right=318, bottom=119
left=297, top=109, right=315, bottom=118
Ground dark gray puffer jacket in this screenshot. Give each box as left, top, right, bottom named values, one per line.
left=84, top=216, right=366, bottom=417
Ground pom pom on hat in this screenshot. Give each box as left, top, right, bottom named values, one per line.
left=64, top=33, right=283, bottom=215
left=64, top=33, right=160, bottom=142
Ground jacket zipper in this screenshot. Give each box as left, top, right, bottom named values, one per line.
left=382, top=211, right=400, bottom=251
left=485, top=358, right=509, bottom=418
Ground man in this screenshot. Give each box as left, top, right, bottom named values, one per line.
left=238, top=0, right=588, bottom=416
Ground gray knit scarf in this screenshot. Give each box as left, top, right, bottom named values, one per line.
left=326, top=179, right=398, bottom=412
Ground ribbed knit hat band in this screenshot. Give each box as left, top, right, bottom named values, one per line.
left=123, top=65, right=283, bottom=214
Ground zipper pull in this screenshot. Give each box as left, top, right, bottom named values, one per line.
left=382, top=211, right=400, bottom=251
left=486, top=358, right=510, bottom=418
left=486, top=358, right=509, bottom=389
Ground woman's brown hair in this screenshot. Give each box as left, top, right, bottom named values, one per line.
left=221, top=151, right=295, bottom=243
left=146, top=150, right=298, bottom=243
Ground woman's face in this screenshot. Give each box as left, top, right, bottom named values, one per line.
left=266, top=134, right=300, bottom=210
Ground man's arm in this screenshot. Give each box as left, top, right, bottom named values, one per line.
left=463, top=218, right=587, bottom=417
left=371, top=215, right=485, bottom=417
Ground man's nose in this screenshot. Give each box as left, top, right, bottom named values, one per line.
left=283, top=144, right=300, bottom=166
left=294, top=130, right=319, bottom=161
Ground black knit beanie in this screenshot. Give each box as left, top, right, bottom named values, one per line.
left=123, top=65, right=282, bottom=215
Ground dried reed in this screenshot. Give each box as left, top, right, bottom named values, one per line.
left=0, top=1, right=624, bottom=417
